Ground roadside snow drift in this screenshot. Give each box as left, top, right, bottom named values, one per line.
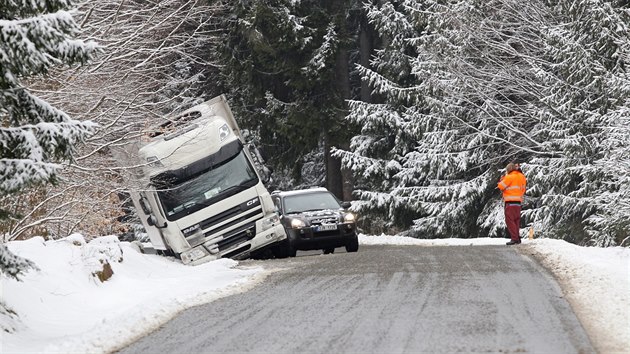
left=1, top=235, right=266, bottom=354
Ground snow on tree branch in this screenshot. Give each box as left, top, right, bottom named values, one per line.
left=340, top=0, right=630, bottom=244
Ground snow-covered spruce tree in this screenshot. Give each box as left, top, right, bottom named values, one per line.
left=1, top=0, right=226, bottom=241
left=0, top=0, right=98, bottom=278
left=336, top=0, right=630, bottom=244
left=526, top=0, right=630, bottom=246
left=337, top=0, right=501, bottom=237
left=221, top=0, right=318, bottom=184
left=221, top=0, right=362, bottom=197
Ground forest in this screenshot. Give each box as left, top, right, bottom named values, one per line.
left=1, top=0, right=629, bottom=277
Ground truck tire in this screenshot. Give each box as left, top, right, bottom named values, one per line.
left=345, top=236, right=359, bottom=253
left=163, top=249, right=181, bottom=259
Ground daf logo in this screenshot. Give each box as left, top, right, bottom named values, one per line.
left=246, top=198, right=258, bottom=206
left=182, top=224, right=200, bottom=235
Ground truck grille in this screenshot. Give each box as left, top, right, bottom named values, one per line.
left=203, top=209, right=261, bottom=237
left=217, top=221, right=256, bottom=251
left=186, top=197, right=263, bottom=255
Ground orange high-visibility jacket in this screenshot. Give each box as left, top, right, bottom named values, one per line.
left=498, top=171, right=527, bottom=202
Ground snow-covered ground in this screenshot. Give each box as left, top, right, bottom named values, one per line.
left=1, top=234, right=628, bottom=354
left=1, top=235, right=268, bottom=354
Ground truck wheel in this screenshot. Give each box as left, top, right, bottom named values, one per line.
left=323, top=248, right=335, bottom=254
left=158, top=249, right=181, bottom=259
left=345, top=236, right=359, bottom=253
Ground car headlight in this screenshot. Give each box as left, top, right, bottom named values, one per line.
left=344, top=213, right=356, bottom=223
left=290, top=218, right=307, bottom=229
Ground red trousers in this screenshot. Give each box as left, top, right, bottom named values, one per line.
left=504, top=203, right=521, bottom=241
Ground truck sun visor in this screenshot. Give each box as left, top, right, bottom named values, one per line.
left=152, top=140, right=243, bottom=185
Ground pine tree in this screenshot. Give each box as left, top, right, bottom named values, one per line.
left=337, top=0, right=630, bottom=244
left=525, top=0, right=630, bottom=246
left=220, top=0, right=362, bottom=197
left=5, top=0, right=229, bottom=240
left=1, top=0, right=98, bottom=279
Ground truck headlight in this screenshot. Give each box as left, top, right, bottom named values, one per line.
left=181, top=246, right=209, bottom=264
left=290, top=218, right=306, bottom=229
left=261, top=213, right=280, bottom=231
left=344, top=213, right=356, bottom=223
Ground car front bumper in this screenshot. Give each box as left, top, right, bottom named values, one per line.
left=286, top=223, right=357, bottom=250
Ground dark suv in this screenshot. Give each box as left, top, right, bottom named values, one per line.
left=271, top=188, right=358, bottom=257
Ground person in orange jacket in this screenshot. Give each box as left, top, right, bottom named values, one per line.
left=498, top=163, right=527, bottom=245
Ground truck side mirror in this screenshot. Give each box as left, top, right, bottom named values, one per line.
left=259, top=165, right=271, bottom=184
left=147, top=215, right=167, bottom=228
left=139, top=195, right=152, bottom=214
left=341, top=201, right=351, bottom=209
left=246, top=143, right=271, bottom=184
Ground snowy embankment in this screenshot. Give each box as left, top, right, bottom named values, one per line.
left=522, top=239, right=630, bottom=354
left=1, top=234, right=628, bottom=354
left=1, top=235, right=268, bottom=354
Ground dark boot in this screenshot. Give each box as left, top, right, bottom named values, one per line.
left=506, top=239, right=521, bottom=245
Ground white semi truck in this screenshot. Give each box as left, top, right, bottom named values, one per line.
left=127, top=95, right=286, bottom=265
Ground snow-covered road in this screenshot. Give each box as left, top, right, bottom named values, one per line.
left=119, top=245, right=593, bottom=353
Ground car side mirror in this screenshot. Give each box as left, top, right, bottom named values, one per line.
left=341, top=201, right=351, bottom=209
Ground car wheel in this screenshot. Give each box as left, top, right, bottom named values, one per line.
left=345, top=236, right=359, bottom=253
left=286, top=239, right=297, bottom=257
left=273, top=239, right=297, bottom=258
left=323, top=248, right=335, bottom=254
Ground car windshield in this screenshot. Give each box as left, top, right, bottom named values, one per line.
left=283, top=192, right=341, bottom=214
left=154, top=150, right=258, bottom=220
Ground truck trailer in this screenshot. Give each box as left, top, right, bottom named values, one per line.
left=126, top=95, right=286, bottom=265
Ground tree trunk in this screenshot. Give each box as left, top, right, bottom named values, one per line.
left=325, top=138, right=343, bottom=199
left=326, top=37, right=353, bottom=201
left=360, top=15, right=374, bottom=103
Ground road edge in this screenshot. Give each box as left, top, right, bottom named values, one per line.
left=518, top=244, right=625, bottom=354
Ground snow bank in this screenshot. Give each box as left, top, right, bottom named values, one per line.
left=1, top=235, right=267, bottom=354
left=523, top=239, right=630, bottom=354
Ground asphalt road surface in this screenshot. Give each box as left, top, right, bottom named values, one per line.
left=119, top=245, right=594, bottom=353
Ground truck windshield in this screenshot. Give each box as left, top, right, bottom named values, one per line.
left=154, top=150, right=258, bottom=220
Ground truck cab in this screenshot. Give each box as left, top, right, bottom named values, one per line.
left=129, top=95, right=286, bottom=265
